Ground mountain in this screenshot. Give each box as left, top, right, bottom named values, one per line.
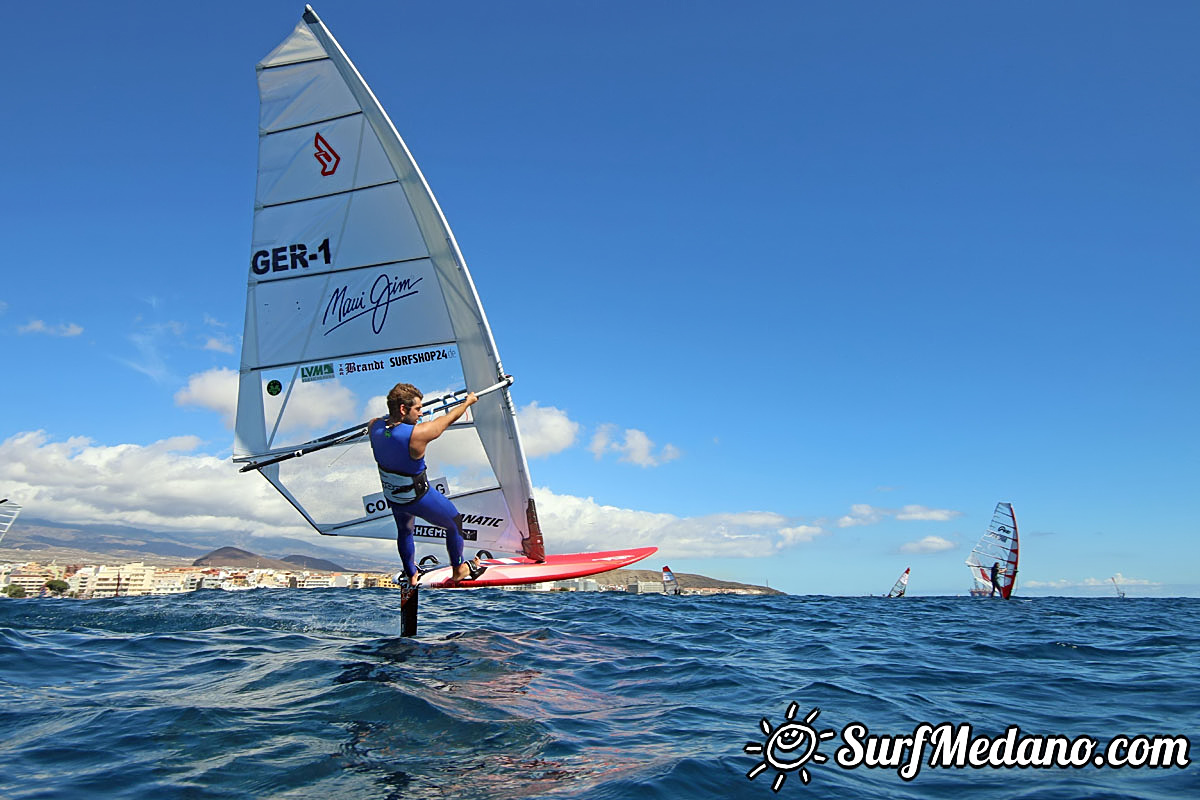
left=190, top=547, right=350, bottom=572
left=593, top=568, right=784, bottom=595
left=2, top=518, right=394, bottom=571
left=280, top=554, right=348, bottom=572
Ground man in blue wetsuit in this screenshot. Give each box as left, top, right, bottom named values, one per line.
left=369, top=382, right=485, bottom=586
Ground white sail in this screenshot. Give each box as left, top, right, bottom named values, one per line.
left=965, top=502, right=1019, bottom=599
left=234, top=7, right=544, bottom=560
left=0, top=499, right=22, bottom=546
left=886, top=567, right=909, bottom=598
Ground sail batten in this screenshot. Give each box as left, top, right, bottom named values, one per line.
left=258, top=179, right=400, bottom=210
left=236, top=8, right=543, bottom=560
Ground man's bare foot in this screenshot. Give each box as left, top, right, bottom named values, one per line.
left=452, top=556, right=483, bottom=581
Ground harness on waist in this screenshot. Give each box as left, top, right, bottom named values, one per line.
left=378, top=466, right=430, bottom=505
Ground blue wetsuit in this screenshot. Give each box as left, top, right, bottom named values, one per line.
left=368, top=418, right=466, bottom=578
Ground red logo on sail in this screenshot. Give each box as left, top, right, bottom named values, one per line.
left=314, top=133, right=340, bottom=176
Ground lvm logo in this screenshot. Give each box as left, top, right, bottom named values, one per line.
left=300, top=363, right=335, bottom=383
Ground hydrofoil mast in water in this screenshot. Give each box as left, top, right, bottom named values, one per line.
left=235, top=7, right=653, bottom=633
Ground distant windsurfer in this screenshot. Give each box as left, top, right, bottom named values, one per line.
left=369, top=382, right=486, bottom=585
left=989, top=561, right=1000, bottom=597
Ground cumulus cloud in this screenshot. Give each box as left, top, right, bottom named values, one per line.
left=779, top=525, right=825, bottom=545
left=517, top=402, right=578, bottom=458
left=19, top=320, right=83, bottom=337
left=203, top=336, right=235, bottom=354
left=176, top=368, right=239, bottom=427
left=899, top=535, right=955, bottom=554
left=838, top=503, right=961, bottom=528
left=838, top=504, right=886, bottom=528
left=533, top=486, right=820, bottom=558
left=0, top=429, right=824, bottom=561
left=588, top=424, right=680, bottom=467
left=0, top=430, right=310, bottom=538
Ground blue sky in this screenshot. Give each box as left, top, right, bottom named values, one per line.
left=2, top=1, right=1196, bottom=596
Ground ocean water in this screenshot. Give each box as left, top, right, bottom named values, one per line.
left=0, top=592, right=1196, bottom=800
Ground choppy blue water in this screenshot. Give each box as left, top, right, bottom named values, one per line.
left=1, top=591, right=1196, bottom=799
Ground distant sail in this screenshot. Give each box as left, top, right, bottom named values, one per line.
left=887, top=567, right=910, bottom=598
left=965, top=502, right=1019, bottom=599
left=234, top=7, right=543, bottom=561
left=1111, top=576, right=1126, bottom=598
left=0, top=498, right=21, bottom=546
left=662, top=566, right=680, bottom=596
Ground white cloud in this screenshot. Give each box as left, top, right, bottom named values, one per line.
left=899, top=535, right=955, bottom=554
left=838, top=503, right=961, bottom=527
left=838, top=504, right=886, bottom=528
left=533, top=487, right=818, bottom=558
left=588, top=424, right=614, bottom=458
left=779, top=525, right=825, bottom=545
left=0, top=301, right=8, bottom=315
left=19, top=320, right=84, bottom=337
left=588, top=424, right=680, bottom=467
left=0, top=430, right=310, bottom=538
left=0, top=429, right=820, bottom=562
left=895, top=505, right=963, bottom=522
left=176, top=368, right=239, bottom=427
left=516, top=402, right=578, bottom=458
left=203, top=336, right=235, bottom=354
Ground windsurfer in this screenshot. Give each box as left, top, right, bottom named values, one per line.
left=369, top=382, right=486, bottom=585
left=989, top=561, right=1000, bottom=596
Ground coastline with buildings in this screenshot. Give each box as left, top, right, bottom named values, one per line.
left=0, top=520, right=781, bottom=598
left=1, top=549, right=781, bottom=599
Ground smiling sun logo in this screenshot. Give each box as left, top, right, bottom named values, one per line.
left=744, top=703, right=837, bottom=791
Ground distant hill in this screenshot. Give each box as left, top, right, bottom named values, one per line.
left=2, top=518, right=395, bottom=571
left=192, top=547, right=349, bottom=573
left=280, top=554, right=347, bottom=572
left=593, top=568, right=784, bottom=595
